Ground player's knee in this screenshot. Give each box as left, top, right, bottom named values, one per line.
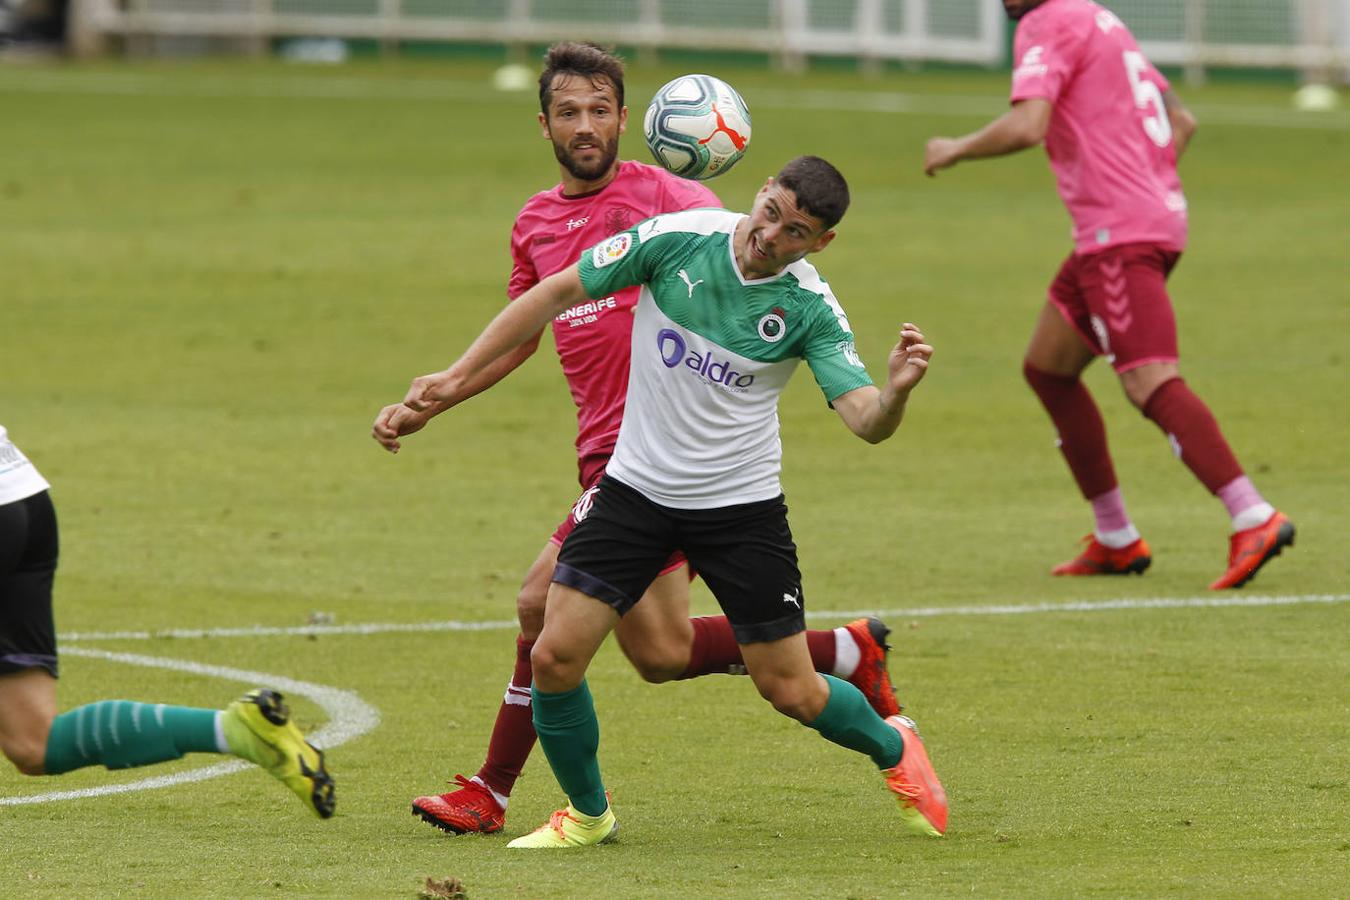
left=1123, top=377, right=1161, bottom=410
left=528, top=639, right=584, bottom=690
left=627, top=649, right=684, bottom=685
left=515, top=584, right=548, bottom=638
left=1021, top=357, right=1042, bottom=386
left=1, top=735, right=48, bottom=776
left=754, top=678, right=815, bottom=723
left=1023, top=358, right=1075, bottom=392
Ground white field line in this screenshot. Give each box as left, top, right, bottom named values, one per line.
left=58, top=593, right=1350, bottom=644
left=0, top=647, right=379, bottom=807
left=1, top=70, right=1347, bottom=131
left=8, top=591, right=1342, bottom=806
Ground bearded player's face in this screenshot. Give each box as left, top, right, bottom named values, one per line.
left=540, top=74, right=627, bottom=183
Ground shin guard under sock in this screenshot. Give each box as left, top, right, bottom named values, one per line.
left=1023, top=361, right=1119, bottom=499
left=1142, top=377, right=1244, bottom=493
left=477, top=635, right=537, bottom=798
left=43, top=701, right=219, bottom=774
left=531, top=680, right=607, bottom=817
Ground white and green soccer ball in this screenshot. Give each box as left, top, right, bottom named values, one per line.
left=643, top=74, right=752, bottom=181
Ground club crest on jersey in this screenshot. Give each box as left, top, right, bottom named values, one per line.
left=604, top=206, right=633, bottom=235
left=593, top=233, right=632, bottom=268
left=757, top=307, right=787, bottom=343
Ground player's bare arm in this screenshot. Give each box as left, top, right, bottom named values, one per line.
left=372, top=335, right=543, bottom=453
left=403, top=265, right=588, bottom=412
left=831, top=323, right=933, bottom=444
left=1162, top=90, right=1197, bottom=159
left=924, top=98, right=1051, bottom=176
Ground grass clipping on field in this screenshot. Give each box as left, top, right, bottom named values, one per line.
left=419, top=876, right=467, bottom=899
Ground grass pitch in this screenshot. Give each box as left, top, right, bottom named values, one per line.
left=1, top=59, right=1347, bottom=897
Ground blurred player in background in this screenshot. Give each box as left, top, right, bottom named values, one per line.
left=924, top=0, right=1294, bottom=589
left=0, top=425, right=335, bottom=817
left=401, top=155, right=946, bottom=847
left=373, top=42, right=903, bottom=836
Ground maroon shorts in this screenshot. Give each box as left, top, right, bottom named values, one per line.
left=1048, top=242, right=1182, bottom=373
left=551, top=451, right=688, bottom=577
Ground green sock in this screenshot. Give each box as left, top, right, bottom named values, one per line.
left=43, top=701, right=222, bottom=775
left=807, top=674, right=903, bottom=769
left=531, top=681, right=608, bottom=817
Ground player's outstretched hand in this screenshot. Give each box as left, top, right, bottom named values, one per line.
left=924, top=138, right=960, bottom=177
left=402, top=371, right=455, bottom=413
left=371, top=403, right=430, bottom=454
left=887, top=323, right=933, bottom=393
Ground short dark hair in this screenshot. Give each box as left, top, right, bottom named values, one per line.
left=538, top=42, right=625, bottom=117
left=775, top=156, right=850, bottom=230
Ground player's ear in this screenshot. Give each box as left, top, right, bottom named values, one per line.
left=618, top=105, right=628, bottom=135
left=809, top=230, right=836, bottom=254
left=539, top=111, right=551, bottom=139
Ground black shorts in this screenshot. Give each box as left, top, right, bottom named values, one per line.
left=553, top=475, right=805, bottom=644
left=0, top=491, right=59, bottom=678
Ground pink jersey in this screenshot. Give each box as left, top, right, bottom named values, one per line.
left=509, top=160, right=719, bottom=463
left=1011, top=0, right=1188, bottom=255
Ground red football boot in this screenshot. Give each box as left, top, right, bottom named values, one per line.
left=412, top=775, right=505, bottom=834
left=1052, top=536, right=1152, bottom=576
left=842, top=617, right=902, bottom=718
left=1210, top=511, right=1295, bottom=590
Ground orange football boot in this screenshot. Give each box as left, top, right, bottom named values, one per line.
left=1052, top=536, right=1152, bottom=576
left=882, top=715, right=948, bottom=837
left=843, top=617, right=902, bottom=718
left=1210, top=511, right=1295, bottom=590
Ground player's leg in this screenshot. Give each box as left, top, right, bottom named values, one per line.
left=1025, top=254, right=1150, bottom=575
left=690, top=495, right=946, bottom=837
left=509, top=474, right=670, bottom=848
left=0, top=493, right=333, bottom=815
left=506, top=583, right=622, bottom=848
left=411, top=539, right=555, bottom=835
left=1106, top=247, right=1292, bottom=588
left=738, top=638, right=947, bottom=838
left=0, top=491, right=60, bottom=775
left=614, top=561, right=901, bottom=716
left=611, top=563, right=696, bottom=682
left=0, top=668, right=56, bottom=775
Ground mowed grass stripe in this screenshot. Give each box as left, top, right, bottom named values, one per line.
left=3, top=67, right=1348, bottom=131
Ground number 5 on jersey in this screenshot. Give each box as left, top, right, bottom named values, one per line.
left=1123, top=50, right=1172, bottom=148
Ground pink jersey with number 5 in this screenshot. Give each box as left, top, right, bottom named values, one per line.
left=1011, top=0, right=1187, bottom=255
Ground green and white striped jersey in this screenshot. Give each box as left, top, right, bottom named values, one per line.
left=578, top=208, right=872, bottom=509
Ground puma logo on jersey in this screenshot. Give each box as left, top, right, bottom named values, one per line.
left=782, top=589, right=801, bottom=609
left=678, top=269, right=704, bottom=298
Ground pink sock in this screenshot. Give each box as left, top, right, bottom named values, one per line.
left=1216, top=476, right=1264, bottom=518
left=1089, top=487, right=1133, bottom=534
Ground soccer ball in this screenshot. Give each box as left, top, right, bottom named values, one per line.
left=643, top=74, right=752, bottom=181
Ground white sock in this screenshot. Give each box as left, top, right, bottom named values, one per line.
left=472, top=775, right=509, bottom=810
left=1232, top=503, right=1275, bottom=532
left=832, top=627, right=861, bottom=678
left=1095, top=524, right=1141, bottom=549
left=213, top=712, right=230, bottom=754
